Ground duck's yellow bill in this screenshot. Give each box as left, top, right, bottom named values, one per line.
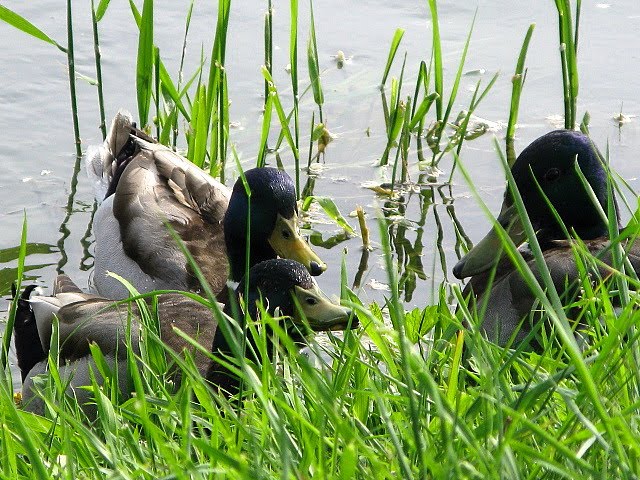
left=293, top=285, right=355, bottom=331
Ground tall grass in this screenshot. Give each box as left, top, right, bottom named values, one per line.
left=506, top=23, right=535, bottom=166
left=9, top=218, right=640, bottom=477
left=555, top=0, right=581, bottom=129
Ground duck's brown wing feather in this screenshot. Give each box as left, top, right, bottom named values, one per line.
left=57, top=293, right=219, bottom=377
left=112, top=139, right=231, bottom=295
left=466, top=238, right=636, bottom=346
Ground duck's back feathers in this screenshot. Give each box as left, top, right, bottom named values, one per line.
left=467, top=238, right=640, bottom=346
left=114, top=139, right=230, bottom=295
left=90, top=113, right=231, bottom=298
left=18, top=276, right=219, bottom=415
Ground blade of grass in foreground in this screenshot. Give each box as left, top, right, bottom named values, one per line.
left=0, top=214, right=27, bottom=376
left=376, top=213, right=427, bottom=478
left=1, top=382, right=49, bottom=478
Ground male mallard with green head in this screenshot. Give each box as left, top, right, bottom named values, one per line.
left=15, top=259, right=355, bottom=416
left=86, top=111, right=326, bottom=300
left=454, top=130, right=640, bottom=346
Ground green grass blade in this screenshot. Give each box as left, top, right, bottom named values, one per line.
left=555, top=0, right=579, bottom=129
left=4, top=397, right=49, bottom=478
left=506, top=23, right=535, bottom=166
left=376, top=214, right=427, bottom=477
left=261, top=67, right=300, bottom=190
left=427, top=0, right=443, bottom=119
left=66, top=0, right=82, bottom=157
left=302, top=196, right=356, bottom=235
left=307, top=0, right=324, bottom=112
left=95, top=0, right=111, bottom=21
left=0, top=5, right=66, bottom=52
left=264, top=1, right=273, bottom=103
left=380, top=28, right=404, bottom=88
left=190, top=85, right=208, bottom=168
left=1, top=214, right=27, bottom=373
left=91, top=0, right=107, bottom=140
left=440, top=10, right=476, bottom=138
left=257, top=92, right=274, bottom=168
left=178, top=0, right=194, bottom=88
left=135, top=0, right=154, bottom=128
left=408, top=92, right=438, bottom=130
left=158, top=61, right=191, bottom=121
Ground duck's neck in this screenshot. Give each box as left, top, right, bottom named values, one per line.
left=537, top=195, right=618, bottom=250
left=207, top=302, right=307, bottom=397
left=226, top=240, right=277, bottom=282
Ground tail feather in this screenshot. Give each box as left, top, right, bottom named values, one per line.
left=53, top=274, right=83, bottom=295
left=12, top=285, right=46, bottom=383
left=85, top=110, right=135, bottom=202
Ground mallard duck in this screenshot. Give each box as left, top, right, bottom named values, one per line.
left=14, top=259, right=355, bottom=416
left=453, top=129, right=640, bottom=346
left=86, top=111, right=326, bottom=300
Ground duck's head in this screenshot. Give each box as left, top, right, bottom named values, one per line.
left=224, top=168, right=327, bottom=282
left=454, top=130, right=614, bottom=279
left=230, top=259, right=355, bottom=333
left=211, top=259, right=353, bottom=394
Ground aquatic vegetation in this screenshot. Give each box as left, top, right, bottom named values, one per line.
left=1, top=0, right=640, bottom=478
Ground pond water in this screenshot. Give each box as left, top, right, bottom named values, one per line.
left=1, top=1, right=640, bottom=386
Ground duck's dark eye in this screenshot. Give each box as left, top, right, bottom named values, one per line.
left=282, top=229, right=292, bottom=239
left=543, top=168, right=561, bottom=182
left=305, top=297, right=318, bottom=306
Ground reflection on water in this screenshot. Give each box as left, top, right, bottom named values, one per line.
left=0, top=243, right=57, bottom=297
left=55, top=154, right=83, bottom=275
left=79, top=201, right=98, bottom=272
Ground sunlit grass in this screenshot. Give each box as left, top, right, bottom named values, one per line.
left=2, top=0, right=640, bottom=478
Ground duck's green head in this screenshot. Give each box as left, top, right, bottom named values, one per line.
left=211, top=259, right=353, bottom=394
left=454, top=130, right=614, bottom=279
left=224, top=168, right=327, bottom=282
left=232, top=259, right=354, bottom=333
